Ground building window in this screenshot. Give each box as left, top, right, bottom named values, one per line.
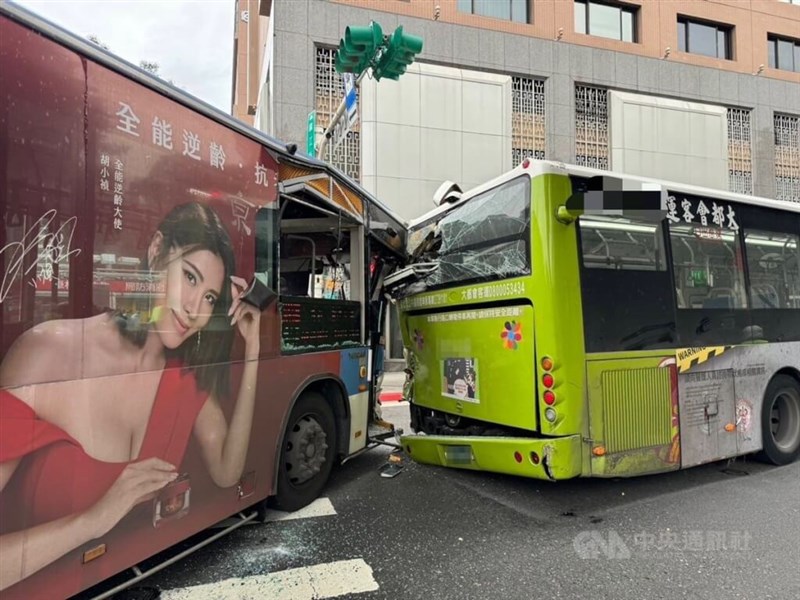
left=768, top=35, right=800, bottom=73
left=457, top=0, right=528, bottom=23
left=575, top=85, right=609, bottom=170
left=314, top=46, right=360, bottom=182
left=512, top=77, right=546, bottom=165
left=727, top=108, right=753, bottom=196
left=574, top=0, right=637, bottom=43
left=677, top=17, right=733, bottom=60
left=775, top=113, right=800, bottom=202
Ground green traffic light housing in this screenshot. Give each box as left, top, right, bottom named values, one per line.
left=335, top=21, right=384, bottom=74
left=373, top=25, right=423, bottom=81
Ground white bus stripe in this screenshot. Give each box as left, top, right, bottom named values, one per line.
left=209, top=498, right=337, bottom=529
left=160, top=558, right=379, bottom=599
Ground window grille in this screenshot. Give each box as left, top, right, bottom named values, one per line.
left=727, top=108, right=753, bottom=195
left=512, top=77, right=546, bottom=165
left=314, top=46, right=360, bottom=182
left=775, top=113, right=800, bottom=202
left=575, top=85, right=609, bottom=170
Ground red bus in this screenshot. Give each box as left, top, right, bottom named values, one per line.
left=0, top=4, right=406, bottom=599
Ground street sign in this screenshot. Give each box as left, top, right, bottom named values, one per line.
left=331, top=73, right=358, bottom=151
left=343, top=72, right=357, bottom=128
left=306, top=110, right=316, bottom=155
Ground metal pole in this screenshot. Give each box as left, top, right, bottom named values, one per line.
left=316, top=67, right=369, bottom=160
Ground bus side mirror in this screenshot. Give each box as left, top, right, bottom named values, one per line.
left=556, top=205, right=578, bottom=224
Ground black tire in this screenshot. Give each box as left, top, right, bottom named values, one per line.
left=758, top=375, right=800, bottom=466
left=269, top=391, right=336, bottom=512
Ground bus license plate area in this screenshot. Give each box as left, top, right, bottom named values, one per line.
left=443, top=445, right=474, bottom=465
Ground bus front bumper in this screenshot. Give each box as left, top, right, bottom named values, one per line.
left=399, top=433, right=583, bottom=481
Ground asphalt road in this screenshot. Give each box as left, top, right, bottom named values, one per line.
left=84, top=404, right=800, bottom=600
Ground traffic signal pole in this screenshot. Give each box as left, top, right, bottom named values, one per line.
left=317, top=21, right=422, bottom=161
left=316, top=67, right=369, bottom=160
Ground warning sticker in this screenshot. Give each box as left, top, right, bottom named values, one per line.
left=675, top=346, right=730, bottom=373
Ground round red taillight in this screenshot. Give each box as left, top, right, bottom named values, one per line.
left=541, top=356, right=553, bottom=371
left=514, top=451, right=523, bottom=463
left=530, top=452, right=540, bottom=465
left=522, top=158, right=530, bottom=169
left=543, top=390, right=556, bottom=405
left=542, top=373, right=554, bottom=388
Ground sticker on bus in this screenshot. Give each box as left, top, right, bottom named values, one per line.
left=442, top=358, right=479, bottom=402
left=675, top=346, right=730, bottom=373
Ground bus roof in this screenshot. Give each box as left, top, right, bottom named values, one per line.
left=409, top=159, right=800, bottom=230
left=0, top=1, right=407, bottom=235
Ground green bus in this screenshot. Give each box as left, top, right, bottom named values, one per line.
left=389, top=159, right=800, bottom=480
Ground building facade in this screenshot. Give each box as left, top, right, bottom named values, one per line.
left=235, top=0, right=800, bottom=362
left=231, top=0, right=269, bottom=123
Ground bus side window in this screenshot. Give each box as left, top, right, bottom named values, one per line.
left=668, top=223, right=748, bottom=310
left=578, top=216, right=666, bottom=272
left=744, top=230, right=800, bottom=309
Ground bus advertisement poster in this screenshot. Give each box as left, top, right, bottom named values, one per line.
left=441, top=358, right=479, bottom=402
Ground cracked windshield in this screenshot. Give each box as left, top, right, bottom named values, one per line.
left=0, top=1, right=798, bottom=599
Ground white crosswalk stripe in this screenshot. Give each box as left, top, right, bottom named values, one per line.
left=210, top=497, right=338, bottom=529
left=159, top=558, right=379, bottom=599
left=262, top=497, right=338, bottom=522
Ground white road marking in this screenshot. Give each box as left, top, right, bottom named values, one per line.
left=159, top=558, right=379, bottom=599
left=210, top=498, right=337, bottom=529
left=263, top=497, right=337, bottom=522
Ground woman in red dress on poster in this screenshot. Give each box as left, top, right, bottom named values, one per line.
left=0, top=202, right=261, bottom=591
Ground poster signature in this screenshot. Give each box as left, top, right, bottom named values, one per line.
left=0, top=210, right=81, bottom=303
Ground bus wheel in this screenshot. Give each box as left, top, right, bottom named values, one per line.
left=758, top=375, right=800, bottom=466
left=271, top=391, right=336, bottom=513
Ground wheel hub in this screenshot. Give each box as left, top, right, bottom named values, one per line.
left=771, top=390, right=800, bottom=452
left=285, top=415, right=328, bottom=485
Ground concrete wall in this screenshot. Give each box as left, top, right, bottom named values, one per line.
left=360, top=62, right=512, bottom=221
left=269, top=0, right=800, bottom=202
left=609, top=91, right=729, bottom=190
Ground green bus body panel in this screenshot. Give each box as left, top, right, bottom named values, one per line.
left=406, top=304, right=536, bottom=431
left=398, top=171, right=682, bottom=481
left=399, top=433, right=583, bottom=480
left=587, top=355, right=681, bottom=477
left=529, top=173, right=586, bottom=438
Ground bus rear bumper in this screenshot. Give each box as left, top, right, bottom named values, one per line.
left=399, top=433, right=583, bottom=481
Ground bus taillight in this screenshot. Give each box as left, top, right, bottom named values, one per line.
left=543, top=390, right=556, bottom=405
left=541, top=356, right=554, bottom=371
left=545, top=408, right=557, bottom=423
left=542, top=373, right=554, bottom=388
